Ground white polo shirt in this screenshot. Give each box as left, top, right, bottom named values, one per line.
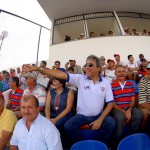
left=67, top=74, right=113, bottom=116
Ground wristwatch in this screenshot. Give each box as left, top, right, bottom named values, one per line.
left=40, top=67, right=43, bottom=72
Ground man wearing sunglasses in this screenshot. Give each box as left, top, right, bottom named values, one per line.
left=26, top=55, right=116, bottom=145
left=138, top=63, right=150, bottom=131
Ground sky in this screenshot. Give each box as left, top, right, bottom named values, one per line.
left=0, top=0, right=51, bottom=71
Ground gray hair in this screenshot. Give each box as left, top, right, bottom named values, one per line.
left=86, top=54, right=102, bottom=73
left=115, top=65, right=126, bottom=74
left=86, top=54, right=101, bottom=67
left=22, top=95, right=39, bottom=107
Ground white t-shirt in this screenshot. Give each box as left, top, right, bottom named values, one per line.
left=101, top=69, right=116, bottom=83
left=67, top=73, right=114, bottom=116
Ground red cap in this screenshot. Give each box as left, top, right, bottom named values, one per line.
left=114, top=54, right=120, bottom=57
left=107, top=59, right=115, bottom=63
left=0, top=92, right=4, bottom=99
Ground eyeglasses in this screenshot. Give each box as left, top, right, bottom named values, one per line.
left=101, top=59, right=105, bottom=61
left=84, top=63, right=94, bottom=67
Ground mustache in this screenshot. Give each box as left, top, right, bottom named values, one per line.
left=24, top=113, right=31, bottom=115
left=119, top=74, right=125, bottom=77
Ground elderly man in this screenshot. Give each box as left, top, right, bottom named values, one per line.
left=10, top=95, right=62, bottom=150
left=111, top=65, right=143, bottom=143
left=0, top=92, right=17, bottom=150
left=23, top=72, right=46, bottom=114
left=26, top=54, right=116, bottom=144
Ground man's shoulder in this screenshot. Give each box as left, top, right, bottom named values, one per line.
left=2, top=109, right=17, bottom=121
left=140, top=76, right=149, bottom=83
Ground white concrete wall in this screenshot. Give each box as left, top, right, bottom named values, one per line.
left=48, top=36, right=150, bottom=68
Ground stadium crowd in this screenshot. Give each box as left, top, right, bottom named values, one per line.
left=0, top=53, right=150, bottom=150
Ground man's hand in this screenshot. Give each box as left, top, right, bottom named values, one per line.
left=26, top=65, right=39, bottom=72
left=125, top=109, right=131, bottom=121
left=50, top=118, right=57, bottom=125
left=89, top=119, right=102, bottom=130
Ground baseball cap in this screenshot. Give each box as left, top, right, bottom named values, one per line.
left=107, top=59, right=115, bottom=63
left=23, top=72, right=37, bottom=80
left=100, top=56, right=105, bottom=59
left=114, top=54, right=120, bottom=57
left=146, top=63, right=150, bottom=69
left=0, top=92, right=4, bottom=99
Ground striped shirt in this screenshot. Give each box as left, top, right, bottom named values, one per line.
left=111, top=80, right=135, bottom=108
left=138, top=76, right=150, bottom=104
left=23, top=85, right=46, bottom=106
left=9, top=88, right=23, bottom=110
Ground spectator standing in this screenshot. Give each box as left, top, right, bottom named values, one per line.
left=16, top=67, right=21, bottom=78
left=65, top=59, right=82, bottom=74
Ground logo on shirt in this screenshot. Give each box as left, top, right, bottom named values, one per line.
left=100, top=85, right=105, bottom=92
left=84, top=86, right=90, bottom=89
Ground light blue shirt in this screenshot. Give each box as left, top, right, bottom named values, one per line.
left=10, top=114, right=63, bottom=150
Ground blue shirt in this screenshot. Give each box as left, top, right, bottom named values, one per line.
left=2, top=79, right=10, bottom=91
left=50, top=87, right=71, bottom=118
left=10, top=114, right=63, bottom=150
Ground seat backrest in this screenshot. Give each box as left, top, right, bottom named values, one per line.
left=117, top=133, right=150, bottom=150
left=70, top=140, right=108, bottom=150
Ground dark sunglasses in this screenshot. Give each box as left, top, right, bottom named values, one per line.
left=101, top=59, right=105, bottom=60
left=84, top=63, right=94, bottom=67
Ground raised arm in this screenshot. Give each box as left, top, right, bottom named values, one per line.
left=27, top=65, right=68, bottom=80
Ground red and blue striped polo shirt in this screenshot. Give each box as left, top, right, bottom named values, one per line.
left=111, top=80, right=135, bottom=108
left=9, top=88, right=23, bottom=110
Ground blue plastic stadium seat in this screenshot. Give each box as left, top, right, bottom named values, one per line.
left=70, top=140, right=108, bottom=150
left=117, top=133, right=150, bottom=150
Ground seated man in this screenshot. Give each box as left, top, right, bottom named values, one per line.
left=7, top=77, right=23, bottom=113
left=138, top=63, right=150, bottom=130
left=26, top=54, right=116, bottom=145
left=111, top=65, right=143, bottom=143
left=127, top=55, right=139, bottom=81
left=0, top=92, right=17, bottom=150
left=101, top=59, right=116, bottom=83
left=2, top=71, right=10, bottom=91
left=10, top=95, right=62, bottom=150
left=23, top=72, right=46, bottom=115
